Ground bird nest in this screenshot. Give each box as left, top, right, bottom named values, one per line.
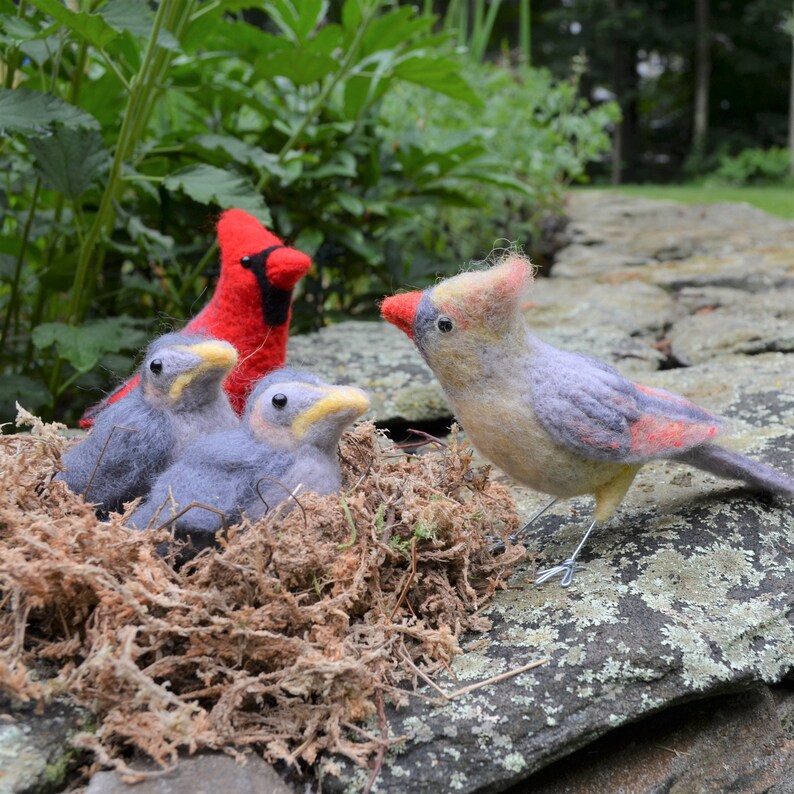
left=0, top=407, right=526, bottom=781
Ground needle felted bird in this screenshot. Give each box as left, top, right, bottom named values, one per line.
left=381, top=255, right=794, bottom=587
left=79, top=209, right=312, bottom=427
left=57, top=332, right=239, bottom=515
left=128, top=368, right=370, bottom=558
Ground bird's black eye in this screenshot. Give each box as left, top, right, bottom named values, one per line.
left=272, top=393, right=288, bottom=409
left=149, top=359, right=163, bottom=374
left=240, top=256, right=252, bottom=268
left=437, top=316, right=454, bottom=333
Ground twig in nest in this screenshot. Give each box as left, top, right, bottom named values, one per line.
left=255, top=475, right=307, bottom=530
left=389, top=536, right=418, bottom=622
left=156, top=502, right=228, bottom=533
left=363, top=689, right=390, bottom=794
left=84, top=424, right=140, bottom=500
left=395, top=428, right=449, bottom=450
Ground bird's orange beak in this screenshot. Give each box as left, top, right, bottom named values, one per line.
left=267, top=246, right=313, bottom=291
left=380, top=291, right=422, bottom=339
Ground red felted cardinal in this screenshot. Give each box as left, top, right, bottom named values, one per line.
left=80, top=209, right=312, bottom=427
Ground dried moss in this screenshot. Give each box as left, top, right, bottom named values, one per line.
left=0, top=407, right=524, bottom=776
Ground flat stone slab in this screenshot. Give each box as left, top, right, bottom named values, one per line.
left=554, top=192, right=794, bottom=280
left=86, top=753, right=293, bottom=794
left=321, top=352, right=794, bottom=793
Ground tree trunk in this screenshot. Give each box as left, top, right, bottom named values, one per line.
left=692, top=0, right=710, bottom=162
left=610, top=40, right=637, bottom=184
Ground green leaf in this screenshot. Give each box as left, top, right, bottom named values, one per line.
left=26, top=0, right=120, bottom=49
left=163, top=165, right=271, bottom=224
left=265, top=0, right=327, bottom=45
left=28, top=126, right=109, bottom=199
left=0, top=375, right=51, bottom=420
left=190, top=134, right=289, bottom=179
left=255, top=50, right=337, bottom=85
left=99, top=0, right=179, bottom=49
left=341, top=0, right=363, bottom=31
left=32, top=318, right=144, bottom=374
left=360, top=7, right=434, bottom=57
left=394, top=55, right=482, bottom=107
left=292, top=228, right=324, bottom=257
left=0, top=14, right=44, bottom=42
left=0, top=87, right=100, bottom=137
left=336, top=193, right=365, bottom=216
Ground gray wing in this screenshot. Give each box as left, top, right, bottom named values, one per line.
left=58, top=395, right=172, bottom=512
left=530, top=344, right=722, bottom=463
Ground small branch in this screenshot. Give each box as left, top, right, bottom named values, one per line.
left=445, top=658, right=549, bottom=700
left=388, top=536, right=418, bottom=621
left=84, top=424, right=140, bottom=501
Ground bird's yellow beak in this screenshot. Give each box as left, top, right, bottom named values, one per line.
left=168, top=341, right=238, bottom=400
left=292, top=386, right=370, bottom=439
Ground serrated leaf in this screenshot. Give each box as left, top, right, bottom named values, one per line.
left=0, top=87, right=100, bottom=137
left=26, top=0, right=119, bottom=49
left=28, top=126, right=109, bottom=199
left=32, top=318, right=145, bottom=374
left=163, top=165, right=271, bottom=224
left=190, top=134, right=288, bottom=178
left=0, top=14, right=43, bottom=42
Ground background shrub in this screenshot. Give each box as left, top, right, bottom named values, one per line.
left=0, top=0, right=615, bottom=424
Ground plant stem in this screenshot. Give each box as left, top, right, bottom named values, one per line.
left=180, top=2, right=382, bottom=295
left=519, top=0, right=531, bottom=65
left=0, top=179, right=41, bottom=359
left=67, top=0, right=176, bottom=328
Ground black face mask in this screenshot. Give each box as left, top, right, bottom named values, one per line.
left=240, top=245, right=292, bottom=327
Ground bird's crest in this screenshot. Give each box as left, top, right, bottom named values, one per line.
left=433, top=254, right=533, bottom=330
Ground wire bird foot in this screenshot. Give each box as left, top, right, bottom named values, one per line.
left=488, top=497, right=559, bottom=554
left=534, top=559, right=587, bottom=587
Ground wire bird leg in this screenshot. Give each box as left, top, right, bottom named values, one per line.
left=534, top=517, right=597, bottom=588
left=488, top=497, right=558, bottom=553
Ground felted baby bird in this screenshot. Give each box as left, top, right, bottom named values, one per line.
left=57, top=332, right=238, bottom=515
left=128, top=368, right=370, bottom=558
left=80, top=209, right=312, bottom=426
left=381, top=256, right=794, bottom=587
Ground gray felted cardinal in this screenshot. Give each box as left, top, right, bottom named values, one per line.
left=56, top=332, right=238, bottom=514
left=381, top=255, right=794, bottom=588
left=128, top=368, right=370, bottom=558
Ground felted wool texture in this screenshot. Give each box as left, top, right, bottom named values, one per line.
left=57, top=332, right=239, bottom=514
left=56, top=390, right=174, bottom=515
left=131, top=368, right=369, bottom=558
left=380, top=255, right=794, bottom=520
left=80, top=209, right=312, bottom=426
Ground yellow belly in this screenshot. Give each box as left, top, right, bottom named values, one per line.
left=453, top=393, right=627, bottom=498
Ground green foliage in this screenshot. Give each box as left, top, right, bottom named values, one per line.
left=0, top=0, right=614, bottom=425
left=380, top=58, right=619, bottom=265
left=709, top=146, right=793, bottom=185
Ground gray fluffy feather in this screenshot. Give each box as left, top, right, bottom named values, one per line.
left=56, top=332, right=238, bottom=514
left=129, top=367, right=369, bottom=559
